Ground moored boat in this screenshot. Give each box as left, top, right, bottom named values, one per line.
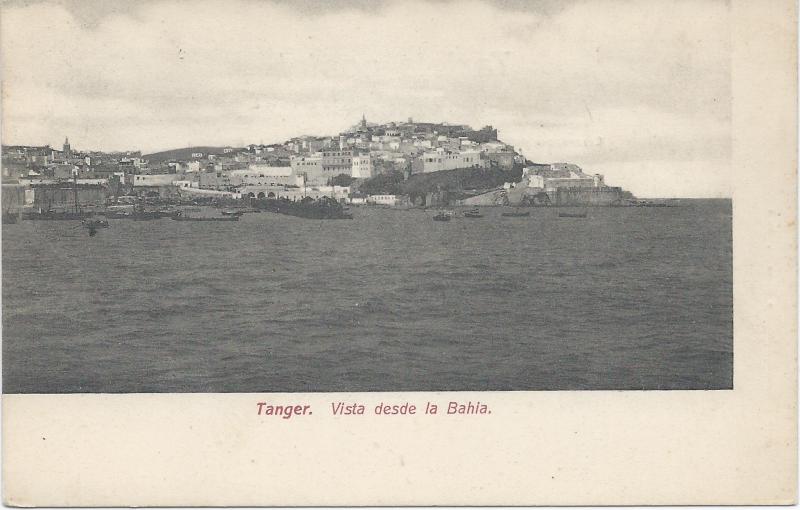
left=433, top=211, right=452, bottom=221
left=171, top=216, right=239, bottom=222
left=463, top=208, right=483, bottom=218
left=82, top=218, right=110, bottom=228
left=81, top=217, right=109, bottom=236
left=253, top=197, right=353, bottom=220
left=171, top=212, right=239, bottom=222
left=501, top=209, right=530, bottom=217
left=23, top=209, right=93, bottom=221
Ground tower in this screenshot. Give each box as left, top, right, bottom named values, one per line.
left=63, top=137, right=71, bottom=158
left=360, top=114, right=367, bottom=130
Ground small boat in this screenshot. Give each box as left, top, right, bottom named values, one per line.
left=221, top=209, right=245, bottom=217
left=254, top=197, right=353, bottom=219
left=501, top=209, right=530, bottom=217
left=433, top=211, right=452, bottom=222
left=463, top=208, right=483, bottom=218
left=81, top=218, right=108, bottom=236
left=611, top=199, right=674, bottom=208
left=23, top=210, right=92, bottom=221
left=82, top=218, right=110, bottom=228
left=132, top=211, right=165, bottom=221
left=105, top=207, right=167, bottom=220
left=171, top=212, right=239, bottom=222
left=558, top=212, right=587, bottom=218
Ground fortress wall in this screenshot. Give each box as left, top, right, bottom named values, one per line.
left=550, top=187, right=622, bottom=206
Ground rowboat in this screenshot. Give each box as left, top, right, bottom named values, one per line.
left=171, top=213, right=239, bottom=222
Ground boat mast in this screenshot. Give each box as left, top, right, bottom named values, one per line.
left=73, top=171, right=79, bottom=214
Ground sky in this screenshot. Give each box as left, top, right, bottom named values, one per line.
left=1, top=0, right=731, bottom=197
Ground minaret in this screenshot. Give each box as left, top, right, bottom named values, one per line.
left=63, top=137, right=71, bottom=158
left=360, top=114, right=367, bottom=130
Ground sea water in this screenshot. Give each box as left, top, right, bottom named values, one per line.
left=2, top=200, right=732, bottom=392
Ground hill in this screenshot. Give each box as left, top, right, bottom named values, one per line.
left=143, top=146, right=243, bottom=163
left=402, top=166, right=522, bottom=195
left=358, top=165, right=523, bottom=197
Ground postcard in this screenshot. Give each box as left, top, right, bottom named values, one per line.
left=1, top=0, right=796, bottom=506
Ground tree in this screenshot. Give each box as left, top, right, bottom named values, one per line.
left=359, top=170, right=406, bottom=195
left=329, top=173, right=355, bottom=187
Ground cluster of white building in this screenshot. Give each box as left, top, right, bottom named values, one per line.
left=519, top=163, right=606, bottom=190
left=8, top=119, right=534, bottom=208
left=131, top=164, right=354, bottom=202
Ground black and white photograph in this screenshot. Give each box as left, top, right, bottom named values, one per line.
left=1, top=0, right=734, bottom=394
left=3, top=0, right=798, bottom=507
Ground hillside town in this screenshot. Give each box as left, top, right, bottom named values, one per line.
left=1, top=117, right=631, bottom=216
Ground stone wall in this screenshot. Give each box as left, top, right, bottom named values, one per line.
left=28, top=185, right=109, bottom=208
left=550, top=187, right=623, bottom=206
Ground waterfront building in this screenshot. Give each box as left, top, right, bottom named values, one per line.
left=240, top=184, right=350, bottom=202
left=238, top=184, right=285, bottom=199
left=19, top=179, right=109, bottom=209
left=522, top=163, right=604, bottom=190
left=133, top=174, right=180, bottom=187
left=291, top=154, right=325, bottom=185
left=367, top=194, right=398, bottom=206
left=411, top=149, right=486, bottom=174
left=229, top=166, right=303, bottom=187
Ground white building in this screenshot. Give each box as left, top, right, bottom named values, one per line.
left=351, top=154, right=373, bottom=179
left=414, top=149, right=485, bottom=173
left=133, top=174, right=179, bottom=187
left=229, top=166, right=303, bottom=187
left=523, top=165, right=605, bottom=190
left=290, top=154, right=324, bottom=185
left=240, top=185, right=350, bottom=202
left=367, top=194, right=398, bottom=206
left=180, top=161, right=201, bottom=173
left=173, top=180, right=198, bottom=189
